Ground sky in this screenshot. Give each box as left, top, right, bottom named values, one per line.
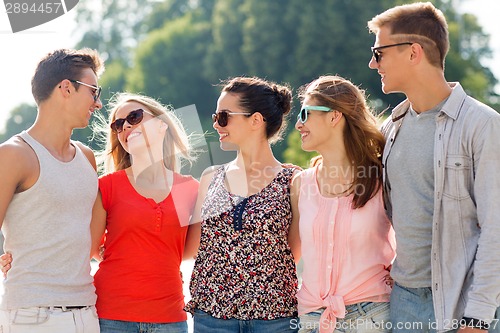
left=0, top=1, right=499, bottom=133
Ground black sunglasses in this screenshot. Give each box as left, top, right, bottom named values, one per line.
left=211, top=110, right=252, bottom=127
left=110, top=108, right=152, bottom=133
left=371, top=42, right=413, bottom=63
left=68, top=79, right=102, bottom=102
left=297, top=106, right=332, bottom=124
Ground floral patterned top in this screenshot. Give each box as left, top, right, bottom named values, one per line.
left=184, top=166, right=298, bottom=320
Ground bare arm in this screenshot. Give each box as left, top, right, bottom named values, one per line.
left=288, top=170, right=302, bottom=263
left=90, top=191, right=107, bottom=260
left=0, top=138, right=38, bottom=277
left=183, top=166, right=217, bottom=260
left=0, top=137, right=38, bottom=229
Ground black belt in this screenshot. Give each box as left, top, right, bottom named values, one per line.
left=53, top=306, right=88, bottom=310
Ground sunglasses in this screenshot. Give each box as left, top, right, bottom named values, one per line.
left=371, top=42, right=413, bottom=63
left=110, top=108, right=154, bottom=133
left=68, top=79, right=102, bottom=102
left=211, top=110, right=252, bottom=127
left=297, top=106, right=332, bottom=124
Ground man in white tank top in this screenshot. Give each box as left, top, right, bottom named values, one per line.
left=0, top=48, right=105, bottom=333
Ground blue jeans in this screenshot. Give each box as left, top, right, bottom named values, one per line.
left=193, top=309, right=298, bottom=333
left=390, top=283, right=457, bottom=333
left=298, top=302, right=390, bottom=333
left=99, top=318, right=187, bottom=333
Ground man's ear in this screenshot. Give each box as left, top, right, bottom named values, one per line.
left=410, top=43, right=424, bottom=63
left=59, top=79, right=72, bottom=97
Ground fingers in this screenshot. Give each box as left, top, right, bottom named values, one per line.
left=1, top=263, right=11, bottom=278
left=0, top=252, right=13, bottom=278
left=384, top=274, right=394, bottom=288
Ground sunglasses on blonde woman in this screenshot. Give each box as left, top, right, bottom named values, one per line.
left=211, top=110, right=252, bottom=127
left=110, top=108, right=154, bottom=133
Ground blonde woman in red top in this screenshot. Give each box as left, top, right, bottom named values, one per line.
left=90, top=93, right=199, bottom=333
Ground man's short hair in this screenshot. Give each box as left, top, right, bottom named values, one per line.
left=368, top=2, right=449, bottom=69
left=31, top=48, right=105, bottom=104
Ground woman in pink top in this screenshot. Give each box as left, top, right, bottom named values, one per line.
left=292, top=75, right=396, bottom=333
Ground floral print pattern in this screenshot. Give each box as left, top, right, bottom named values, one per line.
left=185, top=166, right=298, bottom=320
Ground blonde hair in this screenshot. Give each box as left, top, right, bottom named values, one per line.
left=299, top=75, right=385, bottom=208
left=367, top=2, right=449, bottom=69
left=95, top=92, right=195, bottom=174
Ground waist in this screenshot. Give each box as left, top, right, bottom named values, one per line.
left=51, top=305, right=92, bottom=311
left=310, top=301, right=387, bottom=318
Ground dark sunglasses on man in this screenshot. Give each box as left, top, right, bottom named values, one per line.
left=370, top=42, right=413, bottom=63
left=68, top=79, right=102, bottom=102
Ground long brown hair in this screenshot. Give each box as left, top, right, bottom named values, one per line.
left=300, top=75, right=385, bottom=208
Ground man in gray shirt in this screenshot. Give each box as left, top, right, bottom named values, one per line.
left=368, top=2, right=500, bottom=333
left=0, top=48, right=104, bottom=333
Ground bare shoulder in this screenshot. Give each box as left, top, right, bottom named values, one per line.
left=74, top=141, right=97, bottom=170
left=0, top=135, right=37, bottom=168
left=0, top=135, right=39, bottom=190
left=290, top=168, right=303, bottom=190
left=197, top=165, right=222, bottom=191
left=200, top=165, right=221, bottom=181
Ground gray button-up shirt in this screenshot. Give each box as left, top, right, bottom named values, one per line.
left=381, top=82, right=500, bottom=332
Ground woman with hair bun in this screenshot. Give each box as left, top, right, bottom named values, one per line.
left=184, top=76, right=301, bottom=333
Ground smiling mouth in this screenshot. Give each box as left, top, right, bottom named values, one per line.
left=127, top=132, right=141, bottom=142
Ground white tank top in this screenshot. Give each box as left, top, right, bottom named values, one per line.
left=1, top=131, right=98, bottom=309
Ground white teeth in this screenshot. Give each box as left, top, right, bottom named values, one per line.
left=301, top=132, right=308, bottom=139
left=220, top=133, right=229, bottom=138
left=127, top=132, right=141, bottom=141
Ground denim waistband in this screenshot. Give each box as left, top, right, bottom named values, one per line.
left=341, top=301, right=390, bottom=320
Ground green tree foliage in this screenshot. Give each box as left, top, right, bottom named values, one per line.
left=203, top=0, right=248, bottom=81
left=0, top=104, right=37, bottom=142
left=283, top=131, right=318, bottom=168
left=74, top=0, right=156, bottom=64
left=240, top=1, right=295, bottom=81
left=127, top=14, right=217, bottom=126
left=2, top=0, right=499, bottom=162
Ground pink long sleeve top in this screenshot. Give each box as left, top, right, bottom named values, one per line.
left=297, top=166, right=396, bottom=333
